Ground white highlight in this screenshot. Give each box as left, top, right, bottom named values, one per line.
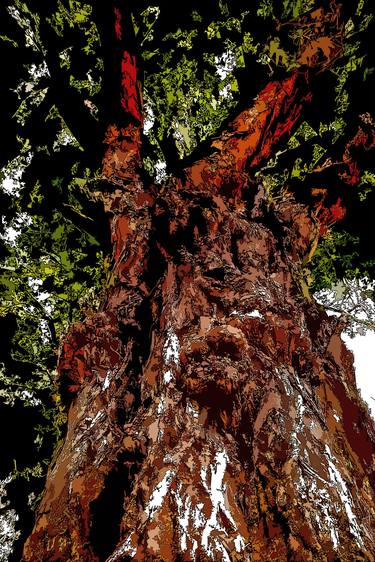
left=106, top=534, right=136, bottom=561
left=230, top=309, right=262, bottom=319
left=234, top=534, right=246, bottom=553
left=163, top=327, right=180, bottom=366
left=102, top=371, right=111, bottom=390
left=85, top=411, right=104, bottom=430
left=163, top=370, right=173, bottom=383
left=145, top=470, right=175, bottom=519
left=214, top=51, right=236, bottom=80
left=246, top=309, right=262, bottom=318
left=53, top=128, right=77, bottom=150
left=319, top=487, right=340, bottom=550
left=143, top=103, right=155, bottom=134
left=296, top=463, right=340, bottom=549
left=325, top=445, right=364, bottom=547
left=200, top=450, right=245, bottom=559
left=20, top=390, right=42, bottom=407
left=326, top=309, right=341, bottom=317
left=157, top=396, right=165, bottom=414
left=28, top=277, right=50, bottom=302
left=213, top=538, right=231, bottom=561
left=304, top=478, right=340, bottom=550
left=2, top=172, right=23, bottom=196
left=1, top=212, right=32, bottom=245
left=343, top=331, right=375, bottom=420
left=0, top=474, right=20, bottom=561
left=193, top=503, right=206, bottom=529
left=277, top=368, right=293, bottom=396
left=155, top=160, right=167, bottom=183
left=173, top=484, right=192, bottom=551
left=218, top=84, right=232, bottom=99
left=290, top=395, right=305, bottom=459
left=186, top=400, right=199, bottom=419
left=297, top=442, right=365, bottom=551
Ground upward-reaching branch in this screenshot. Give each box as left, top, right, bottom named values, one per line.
left=99, top=2, right=143, bottom=187
left=183, top=71, right=312, bottom=199
left=94, top=1, right=143, bottom=128
left=36, top=15, right=102, bottom=152
left=181, top=3, right=346, bottom=234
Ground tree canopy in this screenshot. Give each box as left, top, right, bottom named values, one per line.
left=0, top=0, right=374, bottom=558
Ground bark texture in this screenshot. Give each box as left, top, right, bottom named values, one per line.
left=22, top=137, right=375, bottom=562
left=22, top=4, right=375, bottom=561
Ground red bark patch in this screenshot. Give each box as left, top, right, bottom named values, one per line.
left=120, top=51, right=142, bottom=123
left=114, top=7, right=122, bottom=40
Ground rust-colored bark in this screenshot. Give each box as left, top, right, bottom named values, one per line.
left=22, top=4, right=375, bottom=561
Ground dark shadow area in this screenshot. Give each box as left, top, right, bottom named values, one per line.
left=89, top=450, right=144, bottom=561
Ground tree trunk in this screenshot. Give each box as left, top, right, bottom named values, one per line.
left=22, top=5, right=375, bottom=562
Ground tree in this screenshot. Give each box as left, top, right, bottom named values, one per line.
left=1, top=0, right=375, bottom=560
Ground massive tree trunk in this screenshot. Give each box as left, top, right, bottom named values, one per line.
left=22, top=4, right=375, bottom=561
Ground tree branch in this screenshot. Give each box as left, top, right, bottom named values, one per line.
left=183, top=71, right=312, bottom=198
left=97, top=2, right=143, bottom=188
left=36, top=19, right=102, bottom=154
left=94, top=1, right=142, bottom=128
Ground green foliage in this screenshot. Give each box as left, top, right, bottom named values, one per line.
left=311, top=231, right=362, bottom=291
left=358, top=170, right=375, bottom=201
left=282, top=0, right=316, bottom=19
left=0, top=26, right=106, bottom=536
left=46, top=0, right=103, bottom=93
left=140, top=5, right=252, bottom=163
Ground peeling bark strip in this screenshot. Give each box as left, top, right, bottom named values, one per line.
left=22, top=3, right=375, bottom=562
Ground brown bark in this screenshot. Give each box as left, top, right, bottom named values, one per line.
left=22, top=181, right=375, bottom=562
left=22, top=4, right=375, bottom=561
